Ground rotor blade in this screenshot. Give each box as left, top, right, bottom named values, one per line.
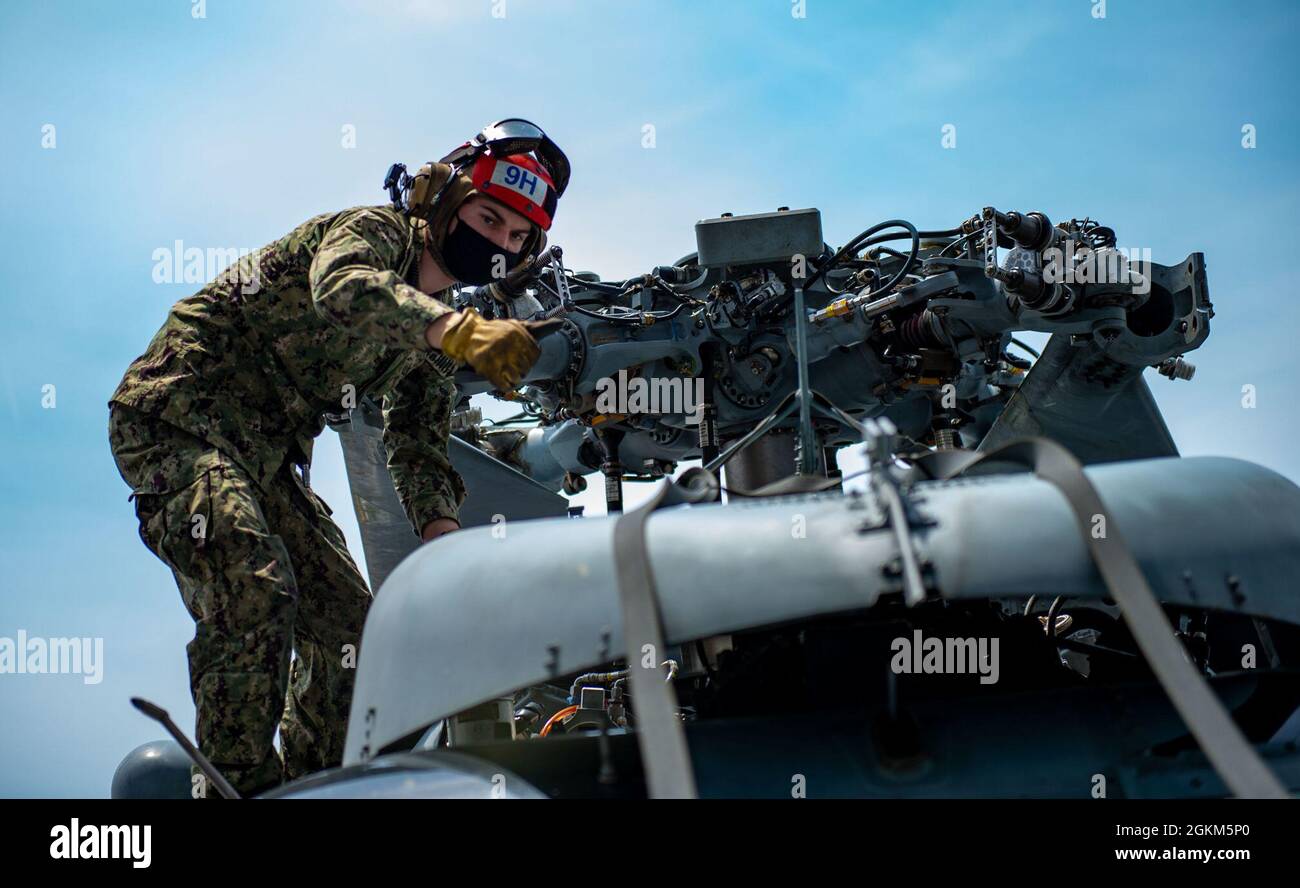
left=334, top=399, right=571, bottom=593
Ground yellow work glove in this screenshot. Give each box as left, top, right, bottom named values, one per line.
left=438, top=308, right=549, bottom=391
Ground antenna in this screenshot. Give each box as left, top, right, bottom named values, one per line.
left=130, top=697, right=242, bottom=800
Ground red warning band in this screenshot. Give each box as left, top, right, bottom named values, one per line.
left=470, top=152, right=558, bottom=230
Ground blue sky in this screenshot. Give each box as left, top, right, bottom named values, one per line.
left=0, top=0, right=1296, bottom=796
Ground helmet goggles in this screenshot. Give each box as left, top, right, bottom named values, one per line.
left=440, top=118, right=570, bottom=199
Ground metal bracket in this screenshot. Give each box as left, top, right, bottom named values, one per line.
left=859, top=417, right=928, bottom=606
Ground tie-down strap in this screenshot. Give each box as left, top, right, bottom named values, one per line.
left=912, top=438, right=1288, bottom=799
left=611, top=471, right=718, bottom=798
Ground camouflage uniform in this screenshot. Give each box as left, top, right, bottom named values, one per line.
left=108, top=205, right=467, bottom=796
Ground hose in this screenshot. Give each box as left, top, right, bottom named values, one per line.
left=804, top=219, right=920, bottom=300
left=539, top=704, right=580, bottom=737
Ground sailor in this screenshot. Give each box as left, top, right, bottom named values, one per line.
left=107, top=120, right=569, bottom=796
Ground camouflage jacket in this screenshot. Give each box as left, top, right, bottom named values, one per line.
left=110, top=205, right=467, bottom=532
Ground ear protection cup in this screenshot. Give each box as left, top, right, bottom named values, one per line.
left=406, top=161, right=478, bottom=279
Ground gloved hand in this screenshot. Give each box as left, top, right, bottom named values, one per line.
left=438, top=309, right=561, bottom=391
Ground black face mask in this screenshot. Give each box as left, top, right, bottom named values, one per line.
left=442, top=218, right=521, bottom=285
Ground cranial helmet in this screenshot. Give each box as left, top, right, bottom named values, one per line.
left=383, top=119, right=570, bottom=280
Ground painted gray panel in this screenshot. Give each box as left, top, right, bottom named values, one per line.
left=344, top=455, right=1300, bottom=763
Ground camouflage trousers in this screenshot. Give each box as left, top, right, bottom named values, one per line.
left=108, top=403, right=372, bottom=797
